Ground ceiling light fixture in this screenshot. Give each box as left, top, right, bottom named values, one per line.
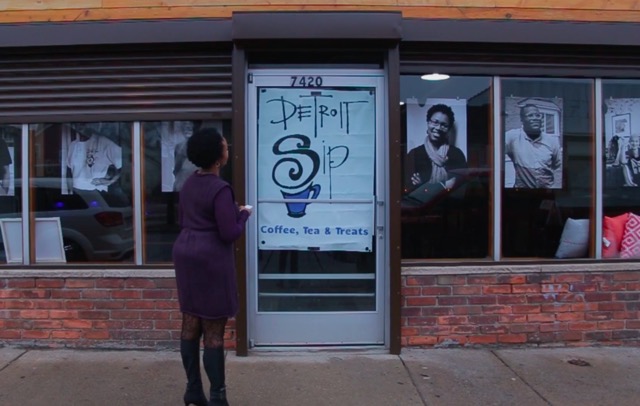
left=421, top=73, right=450, bottom=81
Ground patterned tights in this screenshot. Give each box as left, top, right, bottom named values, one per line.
left=181, top=312, right=227, bottom=348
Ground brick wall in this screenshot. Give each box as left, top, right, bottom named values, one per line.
left=402, top=272, right=640, bottom=347
left=0, top=277, right=236, bottom=350
left=3, top=271, right=639, bottom=350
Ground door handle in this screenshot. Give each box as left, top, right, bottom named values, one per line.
left=376, top=199, right=384, bottom=239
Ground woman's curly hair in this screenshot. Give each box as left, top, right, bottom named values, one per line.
left=186, top=127, right=225, bottom=169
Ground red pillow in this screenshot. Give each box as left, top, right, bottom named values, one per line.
left=603, top=213, right=629, bottom=258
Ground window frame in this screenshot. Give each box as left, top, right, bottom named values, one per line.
left=398, top=73, right=614, bottom=263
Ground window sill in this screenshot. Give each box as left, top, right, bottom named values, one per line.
left=402, top=260, right=640, bottom=275
left=0, top=268, right=175, bottom=278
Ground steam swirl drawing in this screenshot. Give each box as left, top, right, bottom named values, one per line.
left=272, top=134, right=321, bottom=218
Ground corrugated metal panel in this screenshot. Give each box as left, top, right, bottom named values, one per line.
left=0, top=45, right=232, bottom=123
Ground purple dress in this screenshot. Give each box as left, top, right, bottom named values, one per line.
left=173, top=171, right=250, bottom=319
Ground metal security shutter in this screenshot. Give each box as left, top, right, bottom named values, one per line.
left=400, top=42, right=640, bottom=78
left=0, top=44, right=232, bottom=123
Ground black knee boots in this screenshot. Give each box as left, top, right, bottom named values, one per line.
left=203, top=347, right=229, bottom=406
left=180, top=339, right=208, bottom=406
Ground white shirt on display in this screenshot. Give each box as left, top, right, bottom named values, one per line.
left=67, top=134, right=122, bottom=192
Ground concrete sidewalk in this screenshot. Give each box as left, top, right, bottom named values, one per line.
left=0, top=346, right=638, bottom=406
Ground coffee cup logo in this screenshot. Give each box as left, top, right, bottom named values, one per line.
left=281, top=183, right=321, bottom=218
left=272, top=134, right=321, bottom=217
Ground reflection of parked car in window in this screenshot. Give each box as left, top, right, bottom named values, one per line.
left=0, top=178, right=133, bottom=262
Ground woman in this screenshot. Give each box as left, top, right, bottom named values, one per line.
left=173, top=128, right=252, bottom=406
left=404, top=103, right=467, bottom=194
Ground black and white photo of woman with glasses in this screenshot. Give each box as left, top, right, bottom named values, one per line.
left=404, top=103, right=468, bottom=194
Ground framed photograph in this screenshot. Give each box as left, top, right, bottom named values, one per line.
left=61, top=122, right=127, bottom=197
left=404, top=98, right=468, bottom=195
left=604, top=99, right=640, bottom=188
left=405, top=98, right=468, bottom=156
left=613, top=113, right=631, bottom=139
left=0, top=217, right=66, bottom=263
left=158, top=121, right=224, bottom=192
left=0, top=126, right=18, bottom=197
left=503, top=96, right=564, bottom=189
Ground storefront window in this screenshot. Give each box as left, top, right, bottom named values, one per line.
left=501, top=79, right=594, bottom=258
left=602, top=80, right=640, bottom=259
left=29, top=123, right=134, bottom=263
left=0, top=80, right=618, bottom=266
left=0, top=124, right=21, bottom=264
left=400, top=76, right=492, bottom=259
left=142, top=120, right=231, bottom=263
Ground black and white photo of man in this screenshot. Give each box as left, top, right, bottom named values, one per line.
left=159, top=121, right=198, bottom=192
left=504, top=97, right=563, bottom=189
left=159, top=120, right=224, bottom=192
left=0, top=137, right=12, bottom=196
left=171, top=121, right=197, bottom=192
left=66, top=123, right=122, bottom=193
left=604, top=99, right=640, bottom=189
left=65, top=123, right=130, bottom=208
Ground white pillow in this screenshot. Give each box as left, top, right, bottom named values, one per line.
left=555, top=218, right=590, bottom=259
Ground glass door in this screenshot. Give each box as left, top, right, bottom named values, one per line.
left=246, top=69, right=387, bottom=346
